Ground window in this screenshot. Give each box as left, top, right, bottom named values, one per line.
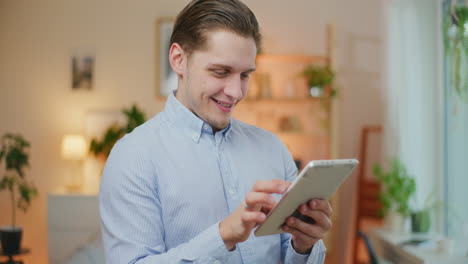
left=442, top=0, right=468, bottom=240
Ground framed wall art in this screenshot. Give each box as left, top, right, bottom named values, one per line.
left=72, top=51, right=95, bottom=90
left=155, top=18, right=176, bottom=98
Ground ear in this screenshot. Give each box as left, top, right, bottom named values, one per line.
left=169, top=43, right=186, bottom=77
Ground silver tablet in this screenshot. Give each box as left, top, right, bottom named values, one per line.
left=254, top=159, right=358, bottom=237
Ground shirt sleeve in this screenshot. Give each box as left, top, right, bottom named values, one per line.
left=99, top=137, right=235, bottom=264
left=282, top=236, right=327, bottom=264
left=278, top=140, right=327, bottom=264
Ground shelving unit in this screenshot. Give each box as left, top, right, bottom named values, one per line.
left=244, top=54, right=330, bottom=100
left=234, top=93, right=331, bottom=163
left=233, top=25, right=335, bottom=166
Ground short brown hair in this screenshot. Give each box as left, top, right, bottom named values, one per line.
left=170, top=0, right=261, bottom=55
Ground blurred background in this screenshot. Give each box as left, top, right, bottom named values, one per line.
left=0, top=0, right=466, bottom=263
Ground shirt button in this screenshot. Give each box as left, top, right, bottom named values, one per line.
left=213, top=260, right=221, bottom=264
left=229, top=189, right=235, bottom=196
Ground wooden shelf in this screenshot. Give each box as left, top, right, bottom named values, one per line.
left=277, top=132, right=331, bottom=161
left=256, top=54, right=330, bottom=64
left=240, top=97, right=321, bottom=104
left=276, top=132, right=328, bottom=138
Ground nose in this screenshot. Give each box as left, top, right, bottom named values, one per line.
left=224, top=76, right=245, bottom=101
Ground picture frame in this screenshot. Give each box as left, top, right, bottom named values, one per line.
left=155, top=18, right=176, bottom=99
left=72, top=51, right=95, bottom=90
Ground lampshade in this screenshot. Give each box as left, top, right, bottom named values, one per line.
left=61, top=135, right=87, bottom=160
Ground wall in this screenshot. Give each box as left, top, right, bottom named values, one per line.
left=0, top=1, right=185, bottom=262
left=333, top=0, right=386, bottom=263
left=0, top=0, right=382, bottom=263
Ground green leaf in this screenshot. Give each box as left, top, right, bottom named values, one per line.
left=89, top=104, right=147, bottom=158
left=0, top=176, right=8, bottom=190
left=302, top=64, right=335, bottom=87
left=0, top=133, right=37, bottom=214
left=124, top=104, right=146, bottom=133
left=444, top=5, right=468, bottom=102
left=17, top=181, right=38, bottom=212
left=373, top=158, right=416, bottom=217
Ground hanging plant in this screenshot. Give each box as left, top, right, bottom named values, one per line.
left=443, top=2, right=468, bottom=102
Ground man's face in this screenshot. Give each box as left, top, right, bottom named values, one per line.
left=176, top=30, right=257, bottom=132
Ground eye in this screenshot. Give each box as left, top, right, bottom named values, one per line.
left=212, top=70, right=228, bottom=78
left=240, top=72, right=251, bottom=80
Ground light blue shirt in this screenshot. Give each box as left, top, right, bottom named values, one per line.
left=99, top=93, right=326, bottom=264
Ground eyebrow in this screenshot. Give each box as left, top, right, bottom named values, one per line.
left=209, top=64, right=256, bottom=73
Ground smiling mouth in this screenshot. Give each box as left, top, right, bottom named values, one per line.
left=211, top=98, right=233, bottom=109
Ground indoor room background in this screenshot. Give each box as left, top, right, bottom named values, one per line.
left=1, top=0, right=465, bottom=263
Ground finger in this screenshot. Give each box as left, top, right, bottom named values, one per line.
left=309, top=199, right=333, bottom=218
left=298, top=205, right=332, bottom=231
left=251, top=179, right=290, bottom=194
left=285, top=216, right=327, bottom=239
left=261, top=203, right=274, bottom=214
left=244, top=192, right=277, bottom=210
left=241, top=210, right=266, bottom=225
left=282, top=225, right=319, bottom=246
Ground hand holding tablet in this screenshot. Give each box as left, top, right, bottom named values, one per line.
left=254, top=159, right=358, bottom=237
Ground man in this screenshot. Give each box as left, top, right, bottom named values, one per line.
left=99, top=0, right=332, bottom=263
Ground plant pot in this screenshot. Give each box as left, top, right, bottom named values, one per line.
left=0, top=226, right=22, bottom=254
left=411, top=210, right=430, bottom=233
left=309, top=86, right=323, bottom=98
left=384, top=212, right=404, bottom=232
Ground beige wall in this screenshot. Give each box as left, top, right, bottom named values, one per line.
left=334, top=0, right=385, bottom=263
left=0, top=0, right=383, bottom=263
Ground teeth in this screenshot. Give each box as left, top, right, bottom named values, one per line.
left=214, top=99, right=231, bottom=108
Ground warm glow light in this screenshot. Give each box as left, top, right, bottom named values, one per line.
left=61, top=135, right=87, bottom=160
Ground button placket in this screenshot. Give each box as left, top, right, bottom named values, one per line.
left=217, top=140, right=240, bottom=214
left=228, top=188, right=235, bottom=197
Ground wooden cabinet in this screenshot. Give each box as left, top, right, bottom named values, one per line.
left=47, top=192, right=103, bottom=264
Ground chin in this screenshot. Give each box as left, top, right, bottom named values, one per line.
left=210, top=119, right=230, bottom=131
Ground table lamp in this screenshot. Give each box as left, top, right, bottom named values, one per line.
left=61, top=135, right=87, bottom=191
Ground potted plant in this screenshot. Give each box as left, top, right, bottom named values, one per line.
left=0, top=133, right=38, bottom=254
left=89, top=104, right=146, bottom=159
left=410, top=208, right=431, bottom=233
left=410, top=190, right=447, bottom=233
left=301, top=64, right=335, bottom=98
left=373, top=158, right=416, bottom=231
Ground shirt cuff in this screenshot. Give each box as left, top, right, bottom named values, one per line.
left=287, top=239, right=326, bottom=264
left=182, top=221, right=236, bottom=262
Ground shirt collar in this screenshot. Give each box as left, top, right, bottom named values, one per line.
left=163, top=91, right=232, bottom=142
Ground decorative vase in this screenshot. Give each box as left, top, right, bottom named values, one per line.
left=411, top=210, right=430, bottom=233
left=309, top=86, right=323, bottom=98
left=384, top=212, right=404, bottom=232
left=257, top=73, right=271, bottom=99
left=0, top=226, right=22, bottom=254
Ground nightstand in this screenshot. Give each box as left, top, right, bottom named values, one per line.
left=47, top=191, right=100, bottom=264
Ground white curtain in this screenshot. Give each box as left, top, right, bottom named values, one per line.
left=383, top=0, right=441, bottom=209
